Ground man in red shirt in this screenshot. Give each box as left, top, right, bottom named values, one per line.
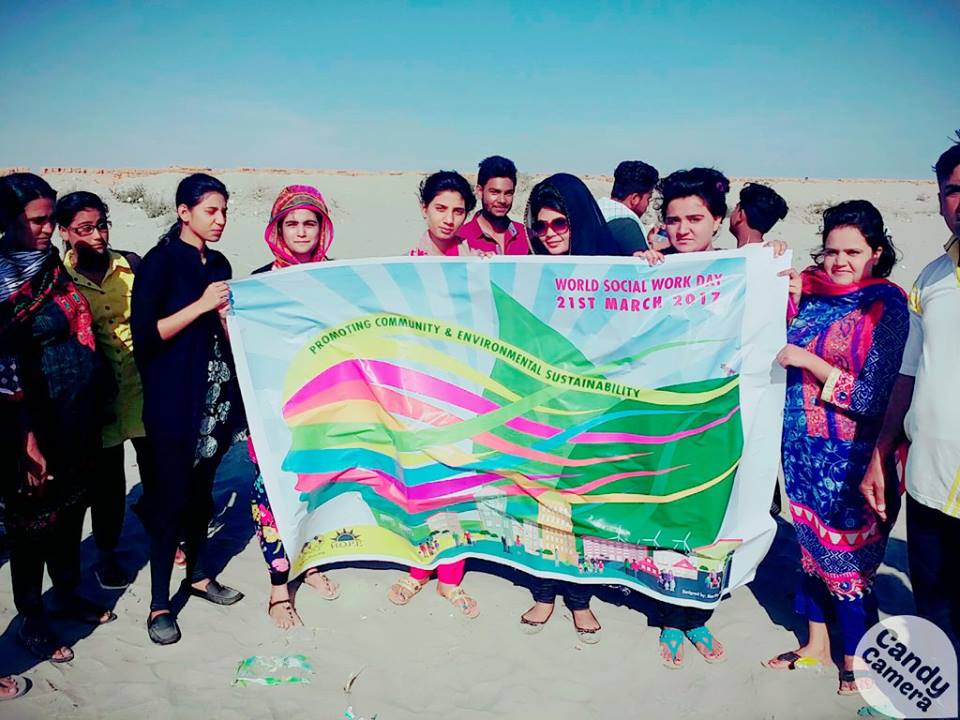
left=457, top=155, right=529, bottom=255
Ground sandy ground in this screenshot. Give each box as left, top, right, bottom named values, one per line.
left=0, top=169, right=943, bottom=720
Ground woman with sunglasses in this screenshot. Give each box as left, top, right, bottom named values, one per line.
left=57, top=191, right=154, bottom=591
left=389, top=170, right=482, bottom=618
left=520, top=173, right=618, bottom=643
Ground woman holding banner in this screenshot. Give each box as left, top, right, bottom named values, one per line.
left=131, top=173, right=246, bottom=645
left=249, top=185, right=342, bottom=630
left=764, top=201, right=907, bottom=696
left=517, top=173, right=619, bottom=643
left=636, top=168, right=735, bottom=667
left=388, top=171, right=481, bottom=618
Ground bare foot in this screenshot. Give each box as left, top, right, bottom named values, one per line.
left=267, top=585, right=302, bottom=630
left=302, top=569, right=340, bottom=600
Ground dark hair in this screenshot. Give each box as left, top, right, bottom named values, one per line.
left=160, top=172, right=229, bottom=244
left=934, top=130, right=960, bottom=186
left=658, top=167, right=730, bottom=221
left=814, top=199, right=899, bottom=279
left=528, top=182, right=567, bottom=219
left=611, top=160, right=659, bottom=200
left=0, top=172, right=57, bottom=234
left=738, top=183, right=788, bottom=233
left=418, top=171, right=476, bottom=213
left=477, top=155, right=517, bottom=187
left=55, top=191, right=109, bottom=228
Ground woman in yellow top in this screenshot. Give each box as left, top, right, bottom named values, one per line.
left=57, top=191, right=153, bottom=589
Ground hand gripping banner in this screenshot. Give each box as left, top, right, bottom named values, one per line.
left=228, top=251, right=789, bottom=607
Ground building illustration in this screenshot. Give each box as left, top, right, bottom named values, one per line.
left=426, top=511, right=463, bottom=535
left=537, top=491, right=578, bottom=564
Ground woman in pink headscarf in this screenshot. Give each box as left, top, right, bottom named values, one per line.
left=249, top=185, right=340, bottom=629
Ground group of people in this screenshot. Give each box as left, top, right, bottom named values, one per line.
left=1, top=143, right=958, bottom=702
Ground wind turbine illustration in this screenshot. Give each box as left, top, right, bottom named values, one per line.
left=672, top=531, right=692, bottom=553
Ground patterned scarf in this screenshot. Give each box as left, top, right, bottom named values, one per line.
left=264, top=185, right=334, bottom=269
left=0, top=247, right=96, bottom=350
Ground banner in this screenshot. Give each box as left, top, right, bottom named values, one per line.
left=228, top=251, right=789, bottom=607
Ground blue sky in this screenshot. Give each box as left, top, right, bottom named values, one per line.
left=1, top=0, right=957, bottom=178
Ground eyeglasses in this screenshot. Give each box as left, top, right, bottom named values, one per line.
left=530, top=217, right=570, bottom=238
left=67, top=220, right=111, bottom=237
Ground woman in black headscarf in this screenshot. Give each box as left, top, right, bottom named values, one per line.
left=519, top=173, right=620, bottom=643
left=526, top=173, right=620, bottom=258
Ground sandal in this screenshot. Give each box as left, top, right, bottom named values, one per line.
left=839, top=669, right=872, bottom=696
left=303, top=568, right=340, bottom=600
left=520, top=605, right=554, bottom=635
left=17, top=621, right=74, bottom=663
left=762, top=650, right=825, bottom=671
left=0, top=675, right=30, bottom=701
left=49, top=595, right=117, bottom=626
left=685, top=625, right=726, bottom=664
left=388, top=576, right=424, bottom=606
left=659, top=628, right=685, bottom=669
left=267, top=599, right=303, bottom=629
left=573, top=611, right=602, bottom=645
left=441, top=586, right=479, bottom=619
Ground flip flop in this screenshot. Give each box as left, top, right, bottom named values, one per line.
left=762, top=650, right=825, bottom=671
left=302, top=568, right=340, bottom=600
left=659, top=628, right=685, bottom=669
left=441, top=586, right=479, bottom=619
left=685, top=626, right=726, bottom=664
left=0, top=675, right=30, bottom=701
left=17, top=622, right=74, bottom=663
left=147, top=612, right=181, bottom=645
left=388, top=576, right=423, bottom=606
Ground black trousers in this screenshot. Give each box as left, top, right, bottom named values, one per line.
left=530, top=577, right=592, bottom=611
left=140, top=448, right=220, bottom=612
left=92, top=436, right=153, bottom=554
left=9, top=502, right=85, bottom=620
left=906, top=494, right=960, bottom=654
left=654, top=599, right=714, bottom=632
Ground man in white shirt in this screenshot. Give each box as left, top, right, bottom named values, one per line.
left=597, top=161, right=661, bottom=254
left=862, top=136, right=960, bottom=653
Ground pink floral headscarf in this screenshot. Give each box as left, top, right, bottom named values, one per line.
left=264, top=185, right=334, bottom=269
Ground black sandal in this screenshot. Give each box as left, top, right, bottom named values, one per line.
left=17, top=621, right=74, bottom=663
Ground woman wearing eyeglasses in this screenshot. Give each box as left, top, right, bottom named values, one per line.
left=57, top=191, right=153, bottom=591
left=520, top=173, right=618, bottom=643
